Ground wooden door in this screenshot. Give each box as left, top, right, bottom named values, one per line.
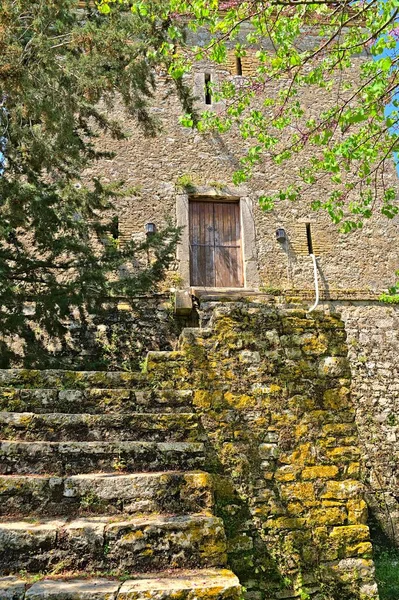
left=189, top=200, right=243, bottom=287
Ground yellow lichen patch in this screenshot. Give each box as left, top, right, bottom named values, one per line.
left=224, top=392, right=256, bottom=410
left=264, top=517, right=306, bottom=530
left=317, top=437, right=337, bottom=450
left=281, top=482, right=316, bottom=504
left=322, top=423, right=356, bottom=437
left=281, top=443, right=316, bottom=466
left=321, top=480, right=364, bottom=500
left=252, top=505, right=272, bottom=518
left=347, top=499, right=368, bottom=525
left=302, top=465, right=339, bottom=480
left=346, top=541, right=373, bottom=557
left=329, top=525, right=370, bottom=545
left=224, top=370, right=236, bottom=381
left=304, top=410, right=331, bottom=426
left=186, top=472, right=213, bottom=490
left=326, top=446, right=361, bottom=463
left=268, top=384, right=282, bottom=395
left=307, top=507, right=346, bottom=527
left=193, top=391, right=212, bottom=409
left=271, top=413, right=297, bottom=426
left=251, top=417, right=269, bottom=430
left=323, top=387, right=351, bottom=410
left=286, top=502, right=306, bottom=516
left=274, top=466, right=299, bottom=482
left=294, top=424, right=308, bottom=440
left=301, top=333, right=328, bottom=356
left=123, top=530, right=145, bottom=542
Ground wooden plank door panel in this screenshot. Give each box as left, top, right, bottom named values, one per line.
left=215, top=245, right=243, bottom=288
left=189, top=200, right=243, bottom=288
left=190, top=201, right=215, bottom=287
left=214, top=202, right=243, bottom=287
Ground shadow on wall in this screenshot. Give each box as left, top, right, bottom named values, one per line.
left=0, top=297, right=186, bottom=371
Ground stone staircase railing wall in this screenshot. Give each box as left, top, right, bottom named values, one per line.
left=146, top=301, right=379, bottom=600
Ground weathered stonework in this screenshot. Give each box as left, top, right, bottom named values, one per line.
left=83, top=51, right=399, bottom=295
left=318, top=301, right=399, bottom=546
left=0, top=300, right=381, bottom=599
left=145, top=301, right=379, bottom=600
left=3, top=294, right=183, bottom=371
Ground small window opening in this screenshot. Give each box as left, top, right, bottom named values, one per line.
left=306, top=223, right=313, bottom=255
left=110, top=215, right=119, bottom=240
left=235, top=56, right=243, bottom=76
left=204, top=73, right=212, bottom=105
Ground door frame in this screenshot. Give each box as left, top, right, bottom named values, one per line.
left=176, top=186, right=259, bottom=290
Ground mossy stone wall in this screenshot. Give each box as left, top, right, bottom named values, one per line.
left=147, top=302, right=379, bottom=600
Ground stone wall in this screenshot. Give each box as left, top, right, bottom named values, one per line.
left=320, top=301, right=399, bottom=545
left=146, top=301, right=379, bottom=600
left=4, top=294, right=183, bottom=371
left=82, top=43, right=399, bottom=294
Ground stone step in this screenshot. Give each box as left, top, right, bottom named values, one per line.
left=145, top=351, right=187, bottom=373
left=115, top=569, right=241, bottom=600
left=0, top=412, right=203, bottom=442
left=0, top=370, right=145, bottom=390
left=0, top=569, right=241, bottom=599
left=0, top=388, right=193, bottom=414
left=0, top=514, right=227, bottom=574
left=0, top=441, right=205, bottom=475
left=0, top=471, right=214, bottom=517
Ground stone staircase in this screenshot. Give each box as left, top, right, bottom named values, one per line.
left=0, top=299, right=381, bottom=600
left=0, top=369, right=241, bottom=599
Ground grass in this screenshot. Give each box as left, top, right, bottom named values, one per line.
left=375, top=548, right=399, bottom=600
left=369, top=513, right=399, bottom=600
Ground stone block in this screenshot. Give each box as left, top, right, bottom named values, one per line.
left=25, top=578, right=120, bottom=599
left=307, top=507, right=346, bottom=527
left=274, top=466, right=299, bottom=482
left=347, top=499, right=368, bottom=525
left=329, top=525, right=370, bottom=545
left=280, top=482, right=316, bottom=504
left=104, top=514, right=227, bottom=571
left=302, top=466, right=339, bottom=480
left=328, top=558, right=375, bottom=583
left=318, top=357, right=350, bottom=378
left=321, top=480, right=364, bottom=500
left=117, top=569, right=241, bottom=600
left=0, top=577, right=25, bottom=600
left=61, top=517, right=107, bottom=562
left=326, top=446, right=361, bottom=463
left=174, top=290, right=193, bottom=316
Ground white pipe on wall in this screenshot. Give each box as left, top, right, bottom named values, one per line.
left=308, top=253, right=319, bottom=313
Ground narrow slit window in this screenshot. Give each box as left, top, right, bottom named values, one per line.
left=306, top=223, right=313, bottom=255
left=235, top=56, right=242, bottom=76
left=204, top=73, right=212, bottom=105
left=111, top=216, right=119, bottom=240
